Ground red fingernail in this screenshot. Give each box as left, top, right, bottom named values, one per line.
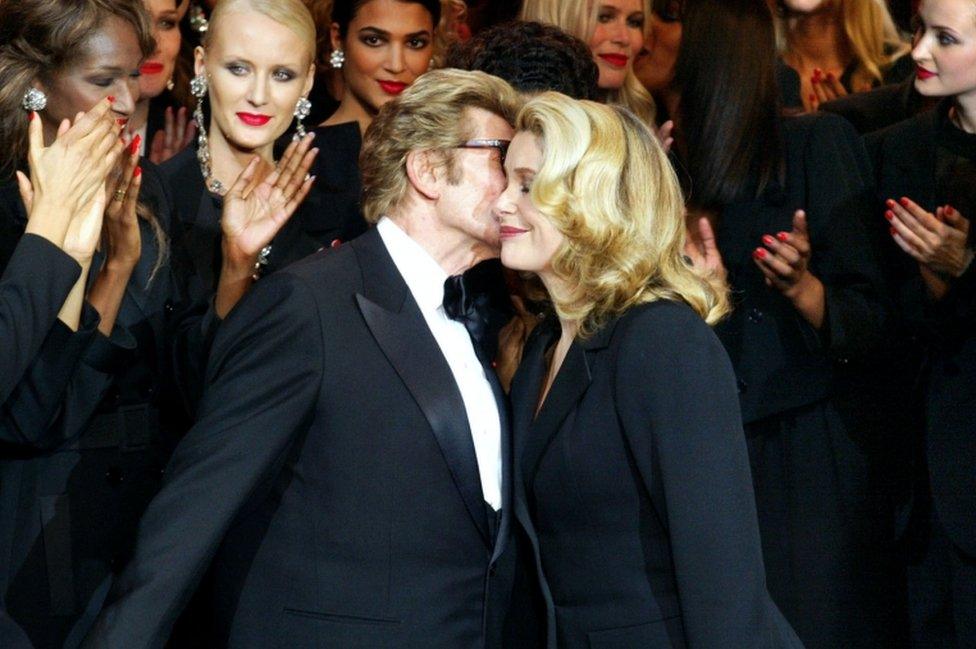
left=808, top=94, right=816, bottom=103
left=946, top=205, right=955, bottom=216
left=753, top=248, right=767, bottom=259
left=134, top=166, right=142, bottom=177
left=885, top=198, right=896, bottom=208
left=890, top=227, right=897, bottom=237
left=762, top=235, right=775, bottom=246
left=27, top=111, right=34, bottom=121
left=330, top=238, right=342, bottom=248
left=885, top=210, right=894, bottom=221
left=776, top=232, right=789, bottom=242
left=826, top=72, right=835, bottom=81
left=899, top=197, right=910, bottom=207
left=129, top=134, right=141, bottom=153
left=107, top=96, right=115, bottom=103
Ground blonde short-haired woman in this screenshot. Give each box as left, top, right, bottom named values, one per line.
left=496, top=92, right=802, bottom=648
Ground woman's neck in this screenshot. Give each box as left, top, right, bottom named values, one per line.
left=321, top=95, right=373, bottom=136
left=129, top=98, right=151, bottom=136
left=207, top=121, right=274, bottom=190
left=786, top=10, right=850, bottom=72
left=954, top=93, right=976, bottom=134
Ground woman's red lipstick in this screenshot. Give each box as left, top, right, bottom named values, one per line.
left=500, top=225, right=529, bottom=238
left=140, top=61, right=164, bottom=75
left=236, top=112, right=272, bottom=126
left=378, top=80, right=408, bottom=95
left=915, top=66, right=937, bottom=80
left=598, top=53, right=629, bottom=68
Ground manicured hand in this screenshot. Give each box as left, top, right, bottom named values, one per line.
left=754, top=209, right=815, bottom=296
left=886, top=197, right=973, bottom=278
left=808, top=68, right=847, bottom=111
left=148, top=106, right=197, bottom=165
left=102, top=135, right=144, bottom=270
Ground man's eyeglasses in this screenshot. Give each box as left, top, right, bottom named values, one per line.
left=453, top=139, right=510, bottom=164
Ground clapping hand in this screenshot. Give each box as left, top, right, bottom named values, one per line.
left=886, top=197, right=973, bottom=278
left=102, top=135, right=144, bottom=270
left=754, top=209, right=825, bottom=328
left=17, top=97, right=124, bottom=261
left=148, top=106, right=197, bottom=165
left=807, top=68, right=847, bottom=111
left=220, top=132, right=318, bottom=269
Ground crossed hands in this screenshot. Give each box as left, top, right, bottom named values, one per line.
left=885, top=197, right=973, bottom=280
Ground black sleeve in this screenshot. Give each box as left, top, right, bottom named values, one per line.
left=614, top=304, right=801, bottom=648
left=0, top=234, right=81, bottom=404
left=83, top=269, right=323, bottom=649
left=803, top=114, right=888, bottom=361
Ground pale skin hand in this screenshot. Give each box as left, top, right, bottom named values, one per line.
left=148, top=106, right=197, bottom=165
left=886, top=198, right=973, bottom=296
left=87, top=137, right=144, bottom=336
left=684, top=215, right=727, bottom=284
left=753, top=209, right=826, bottom=329
left=215, top=133, right=318, bottom=318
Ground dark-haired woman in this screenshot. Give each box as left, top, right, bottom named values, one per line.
left=866, top=0, right=976, bottom=644
left=657, top=0, right=905, bottom=646
left=0, top=1, right=313, bottom=645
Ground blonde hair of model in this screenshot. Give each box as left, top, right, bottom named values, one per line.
left=519, top=0, right=656, bottom=125
left=206, top=0, right=317, bottom=63
left=359, top=68, right=523, bottom=223
left=516, top=92, right=729, bottom=336
left=779, top=0, right=910, bottom=90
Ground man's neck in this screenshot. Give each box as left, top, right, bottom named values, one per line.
left=387, top=209, right=495, bottom=277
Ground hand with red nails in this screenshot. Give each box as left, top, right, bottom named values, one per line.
left=148, top=106, right=197, bottom=165
left=754, top=209, right=826, bottom=328
left=102, top=133, right=144, bottom=272
left=17, top=97, right=124, bottom=262
left=216, top=133, right=319, bottom=317
left=885, top=196, right=973, bottom=279
left=684, top=214, right=727, bottom=284
left=806, top=68, right=847, bottom=112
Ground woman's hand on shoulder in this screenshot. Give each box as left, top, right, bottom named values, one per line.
left=220, top=133, right=318, bottom=271
left=886, top=197, right=973, bottom=279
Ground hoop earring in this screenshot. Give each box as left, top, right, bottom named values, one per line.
left=293, top=97, right=312, bottom=140
left=21, top=87, right=47, bottom=112
left=329, top=49, right=345, bottom=69
left=190, top=74, right=223, bottom=194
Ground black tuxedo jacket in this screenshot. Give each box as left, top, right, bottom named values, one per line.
left=866, top=106, right=976, bottom=556
left=85, top=227, right=519, bottom=648
left=510, top=301, right=802, bottom=649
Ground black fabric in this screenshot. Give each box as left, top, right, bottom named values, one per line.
left=821, top=76, right=936, bottom=135
left=443, top=274, right=492, bottom=356
left=510, top=302, right=802, bottom=649
left=83, top=228, right=522, bottom=648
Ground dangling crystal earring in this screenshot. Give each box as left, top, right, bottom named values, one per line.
left=190, top=74, right=223, bottom=194
left=166, top=77, right=175, bottom=92
left=329, top=49, right=345, bottom=69
left=189, top=2, right=209, bottom=33
left=21, top=87, right=47, bottom=112
left=293, top=97, right=312, bottom=140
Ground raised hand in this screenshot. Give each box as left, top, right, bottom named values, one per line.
left=807, top=68, right=848, bottom=111
left=886, top=197, right=973, bottom=278
left=148, top=106, right=197, bottom=165
left=220, top=133, right=317, bottom=269
left=18, top=98, right=124, bottom=252
left=655, top=119, right=675, bottom=153
left=102, top=136, right=144, bottom=270
left=754, top=209, right=825, bottom=328
left=684, top=215, right=727, bottom=283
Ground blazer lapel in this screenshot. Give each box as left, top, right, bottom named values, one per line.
left=352, top=230, right=491, bottom=546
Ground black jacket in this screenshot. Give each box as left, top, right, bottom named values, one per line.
left=84, top=227, right=520, bottom=648
left=820, top=76, right=935, bottom=135
left=510, top=301, right=802, bottom=648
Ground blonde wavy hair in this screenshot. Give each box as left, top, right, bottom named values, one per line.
left=516, top=93, right=728, bottom=335
left=519, top=0, right=656, bottom=124
left=359, top=68, right=522, bottom=223
left=778, top=0, right=910, bottom=90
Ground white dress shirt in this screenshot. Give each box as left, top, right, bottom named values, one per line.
left=376, top=217, right=502, bottom=510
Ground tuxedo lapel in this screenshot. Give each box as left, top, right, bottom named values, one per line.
left=353, top=230, right=491, bottom=546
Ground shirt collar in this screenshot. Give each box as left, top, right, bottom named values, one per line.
left=376, top=216, right=449, bottom=314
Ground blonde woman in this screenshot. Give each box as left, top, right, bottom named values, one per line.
left=519, top=0, right=657, bottom=124
left=496, top=93, right=802, bottom=648
left=776, top=0, right=912, bottom=110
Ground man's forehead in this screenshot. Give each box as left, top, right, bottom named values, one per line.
left=462, top=107, right=515, bottom=139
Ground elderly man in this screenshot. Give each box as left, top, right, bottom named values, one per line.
left=84, top=69, right=525, bottom=649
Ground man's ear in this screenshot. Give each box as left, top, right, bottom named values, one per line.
left=405, top=149, right=441, bottom=201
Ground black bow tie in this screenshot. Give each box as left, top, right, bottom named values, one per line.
left=443, top=275, right=490, bottom=356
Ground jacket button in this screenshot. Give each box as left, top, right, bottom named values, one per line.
left=747, top=308, right=764, bottom=324
left=164, top=301, right=175, bottom=314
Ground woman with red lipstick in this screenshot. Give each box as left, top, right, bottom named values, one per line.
left=775, top=0, right=912, bottom=111
left=520, top=0, right=656, bottom=124
left=865, top=0, right=976, bottom=643
left=129, top=0, right=197, bottom=165
left=663, top=0, right=905, bottom=646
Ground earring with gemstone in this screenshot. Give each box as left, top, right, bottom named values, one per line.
left=329, top=49, right=345, bottom=69
left=21, top=87, right=47, bottom=112
left=293, top=96, right=312, bottom=140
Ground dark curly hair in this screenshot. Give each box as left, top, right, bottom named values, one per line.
left=445, top=20, right=599, bottom=100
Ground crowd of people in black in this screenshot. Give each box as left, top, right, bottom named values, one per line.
left=0, top=0, right=973, bottom=647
